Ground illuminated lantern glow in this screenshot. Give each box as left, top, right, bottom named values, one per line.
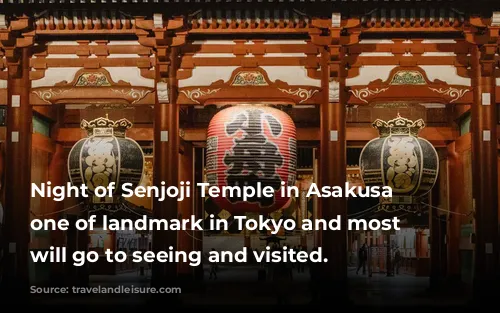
left=359, top=115, right=439, bottom=210
left=206, top=105, right=297, bottom=215
left=68, top=116, right=144, bottom=202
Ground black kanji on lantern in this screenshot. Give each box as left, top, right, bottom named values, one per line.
left=223, top=108, right=284, bottom=207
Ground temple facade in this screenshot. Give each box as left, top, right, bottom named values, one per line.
left=0, top=0, right=498, bottom=301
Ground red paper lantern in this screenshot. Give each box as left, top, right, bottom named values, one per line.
left=206, top=105, right=297, bottom=215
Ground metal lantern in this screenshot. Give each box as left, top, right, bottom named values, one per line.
left=359, top=115, right=439, bottom=211
left=206, top=105, right=297, bottom=215
left=68, top=116, right=144, bottom=203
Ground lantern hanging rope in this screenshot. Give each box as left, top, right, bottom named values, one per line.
left=420, top=202, right=471, bottom=217
left=30, top=201, right=85, bottom=218
left=347, top=203, right=379, bottom=218
left=359, top=114, right=439, bottom=212
left=68, top=115, right=145, bottom=208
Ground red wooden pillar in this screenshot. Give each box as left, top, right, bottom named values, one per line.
left=48, top=144, right=68, bottom=284
left=470, top=44, right=499, bottom=300
left=446, top=142, right=462, bottom=282
left=319, top=46, right=348, bottom=301
left=178, top=141, right=194, bottom=279
left=429, top=190, right=441, bottom=288
left=48, top=106, right=69, bottom=284
left=1, top=47, right=32, bottom=296
left=415, top=230, right=422, bottom=259
left=193, top=147, right=204, bottom=281
left=313, top=149, right=321, bottom=248
left=152, top=47, right=180, bottom=288
left=76, top=210, right=89, bottom=286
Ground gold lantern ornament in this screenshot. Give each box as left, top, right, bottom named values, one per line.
left=359, top=114, right=439, bottom=212
left=67, top=115, right=145, bottom=209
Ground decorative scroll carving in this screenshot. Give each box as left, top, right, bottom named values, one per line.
left=428, top=87, right=470, bottom=103
left=32, top=88, right=74, bottom=104
left=278, top=88, right=319, bottom=103
left=390, top=71, right=427, bottom=85
left=178, top=67, right=321, bottom=105
left=180, top=88, right=221, bottom=104
left=231, top=71, right=268, bottom=86
left=31, top=68, right=154, bottom=105
left=349, top=87, right=389, bottom=103
left=347, top=67, right=472, bottom=105
left=110, top=88, right=152, bottom=104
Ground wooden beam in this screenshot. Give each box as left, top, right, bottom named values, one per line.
left=57, top=128, right=154, bottom=142
left=347, top=56, right=462, bottom=67
left=455, top=133, right=472, bottom=153
left=32, top=133, right=56, bottom=154
left=181, top=43, right=319, bottom=55
left=43, top=45, right=152, bottom=55
left=57, top=126, right=457, bottom=144
left=361, top=28, right=462, bottom=33
left=31, top=57, right=153, bottom=68
left=347, top=41, right=469, bottom=54
left=33, top=106, right=56, bottom=121
left=179, top=56, right=316, bottom=68
left=187, top=29, right=310, bottom=34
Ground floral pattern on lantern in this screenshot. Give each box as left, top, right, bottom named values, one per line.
left=206, top=105, right=297, bottom=215
left=68, top=115, right=144, bottom=202
left=359, top=114, right=439, bottom=210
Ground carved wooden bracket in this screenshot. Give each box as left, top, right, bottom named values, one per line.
left=464, top=21, right=500, bottom=77
left=177, top=67, right=321, bottom=105
left=480, top=42, right=499, bottom=76
left=348, top=67, right=472, bottom=105
left=309, top=14, right=359, bottom=80
left=0, top=19, right=35, bottom=77
left=31, top=68, right=154, bottom=105
left=0, top=15, right=36, bottom=78
left=135, top=16, right=154, bottom=31
left=465, top=15, right=500, bottom=45
left=153, top=17, right=187, bottom=78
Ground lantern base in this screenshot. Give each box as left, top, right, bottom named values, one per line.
left=378, top=196, right=422, bottom=213
left=85, top=196, right=128, bottom=214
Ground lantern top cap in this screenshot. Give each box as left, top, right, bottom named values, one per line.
left=81, top=115, right=133, bottom=137
left=372, top=114, right=425, bottom=137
